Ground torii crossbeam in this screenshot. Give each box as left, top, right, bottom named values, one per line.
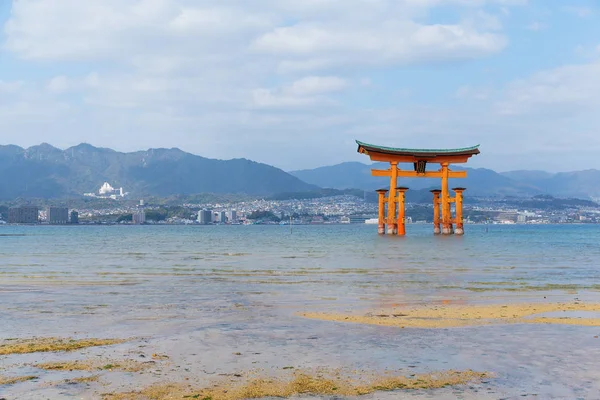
left=357, top=140, right=480, bottom=236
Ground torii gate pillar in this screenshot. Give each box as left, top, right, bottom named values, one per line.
left=376, top=189, right=388, bottom=234
left=453, top=188, right=466, bottom=235
left=387, top=162, right=398, bottom=235
left=441, top=162, right=453, bottom=235
left=430, top=189, right=441, bottom=235
left=396, top=187, right=408, bottom=236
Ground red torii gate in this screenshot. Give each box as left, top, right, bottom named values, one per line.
left=357, top=140, right=480, bottom=235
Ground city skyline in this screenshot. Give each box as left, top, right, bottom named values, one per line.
left=1, top=1, right=599, bottom=172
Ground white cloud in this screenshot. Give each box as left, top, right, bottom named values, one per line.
left=252, top=76, right=347, bottom=109
left=287, top=76, right=347, bottom=96
left=359, top=78, right=372, bottom=87
left=47, top=76, right=69, bottom=93
left=252, top=88, right=332, bottom=109
left=2, top=0, right=510, bottom=108
left=5, top=0, right=508, bottom=69
left=461, top=10, right=503, bottom=31
left=4, top=1, right=273, bottom=62
left=0, top=80, right=23, bottom=94
left=456, top=86, right=491, bottom=100
left=11, top=0, right=592, bottom=173
left=0, top=80, right=73, bottom=126
left=563, top=6, right=593, bottom=18
left=526, top=21, right=545, bottom=31
left=496, top=62, right=600, bottom=115
left=251, top=22, right=506, bottom=71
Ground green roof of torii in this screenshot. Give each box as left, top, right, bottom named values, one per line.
left=356, top=140, right=480, bottom=157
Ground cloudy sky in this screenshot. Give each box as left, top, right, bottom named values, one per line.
left=1, top=0, right=599, bottom=172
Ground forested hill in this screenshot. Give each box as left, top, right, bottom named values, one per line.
left=0, top=143, right=317, bottom=199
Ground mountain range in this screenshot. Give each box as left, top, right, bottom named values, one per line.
left=0, top=143, right=317, bottom=199
left=290, top=162, right=600, bottom=200
left=1, top=143, right=599, bottom=200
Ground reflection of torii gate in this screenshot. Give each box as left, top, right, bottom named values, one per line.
left=356, top=141, right=480, bottom=236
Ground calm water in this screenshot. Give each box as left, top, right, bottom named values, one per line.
left=1, top=224, right=600, bottom=399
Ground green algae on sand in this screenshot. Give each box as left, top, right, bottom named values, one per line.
left=0, top=337, right=126, bottom=355
left=300, top=302, right=600, bottom=329
left=36, top=358, right=154, bottom=372
left=102, top=369, right=490, bottom=400
left=0, top=375, right=38, bottom=385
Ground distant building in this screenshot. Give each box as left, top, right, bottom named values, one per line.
left=228, top=210, right=237, bottom=222
left=84, top=182, right=126, bottom=199
left=8, top=206, right=39, bottom=224
left=132, top=210, right=146, bottom=225
left=311, top=216, right=324, bottom=224
left=48, top=207, right=69, bottom=224
left=517, top=214, right=527, bottom=224
left=219, top=211, right=227, bottom=223
left=70, top=211, right=79, bottom=224
left=496, top=212, right=518, bottom=223
left=348, top=214, right=373, bottom=224
left=198, top=210, right=213, bottom=225
left=99, top=182, right=123, bottom=197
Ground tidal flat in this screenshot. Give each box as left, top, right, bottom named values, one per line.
left=301, top=302, right=600, bottom=329
left=2, top=224, right=600, bottom=399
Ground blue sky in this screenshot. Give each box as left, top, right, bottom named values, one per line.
left=1, top=0, right=600, bottom=172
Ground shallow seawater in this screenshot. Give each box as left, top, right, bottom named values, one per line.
left=1, top=224, right=600, bottom=399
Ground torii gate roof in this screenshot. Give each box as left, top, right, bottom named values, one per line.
left=356, top=140, right=480, bottom=163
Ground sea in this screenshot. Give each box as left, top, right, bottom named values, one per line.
left=1, top=224, right=600, bottom=399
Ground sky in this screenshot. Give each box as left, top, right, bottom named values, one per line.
left=1, top=0, right=599, bottom=172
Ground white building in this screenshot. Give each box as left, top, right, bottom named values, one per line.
left=198, top=210, right=213, bottom=225
left=228, top=210, right=237, bottom=222
left=132, top=210, right=146, bottom=224
left=85, top=182, right=127, bottom=199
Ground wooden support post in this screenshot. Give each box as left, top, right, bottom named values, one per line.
left=396, top=187, right=408, bottom=236
left=387, top=162, right=398, bottom=235
left=376, top=189, right=388, bottom=235
left=430, top=189, right=441, bottom=235
left=441, top=163, right=453, bottom=235
left=453, top=188, right=465, bottom=235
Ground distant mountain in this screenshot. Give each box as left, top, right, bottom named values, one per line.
left=290, top=162, right=382, bottom=191
left=291, top=162, right=541, bottom=197
left=0, top=143, right=317, bottom=199
left=4, top=143, right=599, bottom=201
left=502, top=169, right=600, bottom=199
left=501, top=170, right=555, bottom=182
